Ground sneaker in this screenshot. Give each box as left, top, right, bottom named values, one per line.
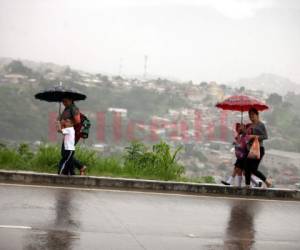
left=80, top=166, right=87, bottom=176
left=221, top=180, right=230, bottom=186
left=255, top=181, right=263, bottom=188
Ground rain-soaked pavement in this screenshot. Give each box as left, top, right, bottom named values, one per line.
left=0, top=183, right=299, bottom=250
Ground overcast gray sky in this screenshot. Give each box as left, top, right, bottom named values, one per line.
left=0, top=0, right=300, bottom=83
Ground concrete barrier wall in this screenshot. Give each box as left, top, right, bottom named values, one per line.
left=0, top=170, right=299, bottom=201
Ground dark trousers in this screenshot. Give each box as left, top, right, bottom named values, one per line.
left=62, top=141, right=83, bottom=171
left=244, top=147, right=266, bottom=185
left=58, top=147, right=75, bottom=175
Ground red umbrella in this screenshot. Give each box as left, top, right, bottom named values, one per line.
left=216, top=95, right=269, bottom=122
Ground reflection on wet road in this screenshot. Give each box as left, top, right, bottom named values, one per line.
left=0, top=184, right=299, bottom=250
left=25, top=190, right=79, bottom=250
left=224, top=202, right=256, bottom=250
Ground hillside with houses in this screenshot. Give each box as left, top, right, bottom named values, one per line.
left=1, top=58, right=300, bottom=187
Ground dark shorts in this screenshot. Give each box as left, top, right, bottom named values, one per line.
left=234, top=158, right=245, bottom=169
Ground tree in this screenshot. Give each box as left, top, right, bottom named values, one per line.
left=5, top=60, right=33, bottom=76
left=266, top=93, right=282, bottom=106
left=63, top=66, right=72, bottom=75
left=200, top=81, right=208, bottom=87
left=219, top=84, right=227, bottom=90
left=239, top=86, right=245, bottom=93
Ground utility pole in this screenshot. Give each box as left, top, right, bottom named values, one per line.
left=143, top=55, right=148, bottom=79
left=118, top=57, right=123, bottom=77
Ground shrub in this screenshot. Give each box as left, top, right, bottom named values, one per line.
left=75, top=146, right=98, bottom=167
left=88, top=157, right=123, bottom=176
left=0, top=141, right=215, bottom=184
left=30, top=144, right=60, bottom=173
left=0, top=147, right=27, bottom=169
left=123, top=141, right=184, bottom=180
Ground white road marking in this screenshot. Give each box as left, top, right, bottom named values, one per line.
left=0, top=182, right=299, bottom=203
left=0, top=225, right=32, bottom=230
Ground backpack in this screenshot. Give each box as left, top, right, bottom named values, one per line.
left=74, top=113, right=91, bottom=142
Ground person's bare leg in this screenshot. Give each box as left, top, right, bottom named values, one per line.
left=265, top=177, right=272, bottom=188
left=222, top=168, right=236, bottom=185
left=80, top=165, right=87, bottom=176
left=236, top=168, right=243, bottom=187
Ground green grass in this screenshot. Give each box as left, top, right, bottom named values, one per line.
left=0, top=142, right=215, bottom=183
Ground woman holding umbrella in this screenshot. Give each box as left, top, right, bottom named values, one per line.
left=216, top=95, right=272, bottom=188
left=244, top=108, right=272, bottom=188
left=59, top=97, right=87, bottom=175
left=35, top=84, right=87, bottom=175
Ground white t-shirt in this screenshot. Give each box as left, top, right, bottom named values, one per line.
left=62, top=127, right=75, bottom=151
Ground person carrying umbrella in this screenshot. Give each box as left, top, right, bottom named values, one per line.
left=35, top=84, right=87, bottom=175
left=59, top=97, right=87, bottom=175
left=216, top=95, right=272, bottom=188
left=244, top=107, right=272, bottom=188
left=221, top=122, right=261, bottom=187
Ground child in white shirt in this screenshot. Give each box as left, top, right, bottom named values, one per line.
left=57, top=118, right=75, bottom=175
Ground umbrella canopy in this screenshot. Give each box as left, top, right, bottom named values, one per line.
left=35, top=85, right=86, bottom=102
left=216, top=95, right=269, bottom=112
left=216, top=95, right=269, bottom=123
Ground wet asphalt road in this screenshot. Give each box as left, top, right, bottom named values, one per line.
left=0, top=184, right=299, bottom=250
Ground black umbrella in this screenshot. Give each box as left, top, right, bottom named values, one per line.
left=35, top=84, right=86, bottom=114
left=35, top=85, right=86, bottom=102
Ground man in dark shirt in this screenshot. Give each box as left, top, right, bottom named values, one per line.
left=59, top=98, right=87, bottom=175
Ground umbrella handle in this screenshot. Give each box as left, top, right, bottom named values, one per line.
left=59, top=81, right=62, bottom=117
left=241, top=111, right=243, bottom=124
left=58, top=102, right=62, bottom=119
